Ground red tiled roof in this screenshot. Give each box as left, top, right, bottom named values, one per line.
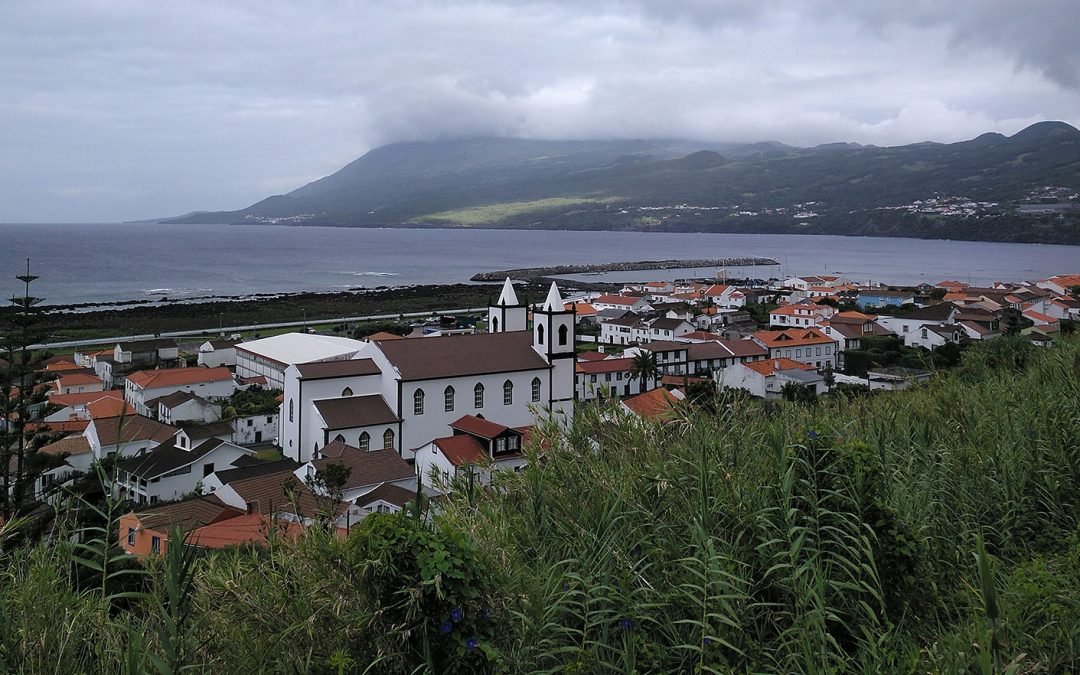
left=127, top=367, right=232, bottom=390
left=49, top=391, right=126, bottom=408
left=39, top=436, right=92, bottom=457
left=56, top=373, right=102, bottom=387
left=752, top=328, right=835, bottom=348
left=595, top=294, right=641, bottom=306
left=366, top=331, right=405, bottom=341
left=744, top=358, right=816, bottom=376
left=434, top=435, right=487, bottom=467
left=86, top=397, right=137, bottom=419
left=577, top=351, right=609, bottom=361
left=576, top=357, right=634, bottom=374
left=622, top=387, right=684, bottom=420
left=450, top=415, right=509, bottom=439
left=189, top=513, right=305, bottom=549
left=26, top=419, right=90, bottom=434
left=680, top=330, right=723, bottom=341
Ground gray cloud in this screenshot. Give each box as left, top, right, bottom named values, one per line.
left=0, top=0, right=1077, bottom=221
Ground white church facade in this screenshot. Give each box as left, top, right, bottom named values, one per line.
left=279, top=280, right=575, bottom=464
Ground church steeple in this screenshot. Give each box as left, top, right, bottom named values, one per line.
left=532, top=281, right=575, bottom=420
left=487, top=277, right=527, bottom=332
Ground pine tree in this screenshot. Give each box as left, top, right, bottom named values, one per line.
left=0, top=259, right=52, bottom=519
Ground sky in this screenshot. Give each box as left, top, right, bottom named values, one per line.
left=2, top=0, right=1079, bottom=223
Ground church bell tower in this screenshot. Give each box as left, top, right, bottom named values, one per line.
left=488, top=277, right=527, bottom=333
left=533, top=282, right=576, bottom=419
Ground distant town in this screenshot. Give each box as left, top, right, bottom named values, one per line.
left=3, top=267, right=1075, bottom=555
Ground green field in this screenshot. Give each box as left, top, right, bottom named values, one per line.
left=413, top=196, right=621, bottom=226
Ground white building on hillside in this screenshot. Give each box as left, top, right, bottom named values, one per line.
left=280, top=282, right=575, bottom=463
left=235, top=333, right=366, bottom=390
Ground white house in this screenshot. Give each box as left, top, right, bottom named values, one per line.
left=769, top=302, right=836, bottom=328
left=876, top=304, right=961, bottom=347
left=125, top=367, right=236, bottom=417
left=155, top=391, right=220, bottom=425
left=720, top=358, right=827, bottom=399
left=593, top=294, right=653, bottom=313
left=413, top=415, right=529, bottom=491
left=235, top=333, right=366, bottom=391
left=197, top=339, right=239, bottom=368
left=84, top=415, right=178, bottom=460
left=280, top=281, right=576, bottom=464
left=867, top=367, right=933, bottom=391
left=600, top=315, right=640, bottom=345
left=575, top=357, right=642, bottom=400
left=231, top=412, right=279, bottom=445
left=115, top=437, right=253, bottom=505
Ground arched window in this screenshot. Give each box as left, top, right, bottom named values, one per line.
left=474, top=382, right=484, bottom=409
left=444, top=385, right=455, bottom=412
left=358, top=431, right=370, bottom=452
left=531, top=377, right=542, bottom=403
left=333, top=433, right=345, bottom=443
left=536, top=323, right=545, bottom=345
left=288, top=399, right=294, bottom=422
left=503, top=380, right=513, bottom=405
left=413, top=389, right=425, bottom=415
left=383, top=428, right=395, bottom=450
left=341, top=387, right=353, bottom=397
left=558, top=324, right=568, bottom=346
left=491, top=316, right=499, bottom=333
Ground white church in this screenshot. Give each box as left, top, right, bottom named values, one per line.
left=278, top=279, right=575, bottom=464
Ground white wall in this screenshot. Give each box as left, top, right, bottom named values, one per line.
left=232, top=413, right=279, bottom=445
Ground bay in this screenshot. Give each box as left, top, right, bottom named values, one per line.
left=0, top=223, right=1076, bottom=306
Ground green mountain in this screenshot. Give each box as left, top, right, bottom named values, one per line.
left=166, top=122, right=1080, bottom=243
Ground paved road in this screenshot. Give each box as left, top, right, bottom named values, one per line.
left=31, top=307, right=487, bottom=350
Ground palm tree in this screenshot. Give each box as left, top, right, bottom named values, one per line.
left=630, top=351, right=661, bottom=390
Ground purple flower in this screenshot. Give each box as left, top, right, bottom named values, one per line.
left=619, top=618, right=635, bottom=631
left=466, top=637, right=479, bottom=650
left=450, top=607, right=464, bottom=623
left=439, top=621, right=454, bottom=635
left=703, top=637, right=712, bottom=647
left=807, top=430, right=818, bottom=439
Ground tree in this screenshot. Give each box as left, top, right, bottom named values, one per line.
left=822, top=362, right=836, bottom=388
left=0, top=260, right=53, bottom=519
left=630, top=351, right=661, bottom=390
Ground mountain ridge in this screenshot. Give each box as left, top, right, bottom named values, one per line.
left=163, top=122, right=1080, bottom=244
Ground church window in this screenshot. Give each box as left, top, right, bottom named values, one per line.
left=474, top=383, right=484, bottom=408
left=558, top=324, right=568, bottom=346
left=333, top=434, right=345, bottom=443
left=413, top=389, right=425, bottom=415
left=491, top=316, right=499, bottom=333
left=288, top=399, right=294, bottom=422
left=531, top=377, right=541, bottom=402
left=383, top=428, right=395, bottom=450
left=358, top=432, right=370, bottom=452
left=537, top=324, right=545, bottom=345
left=503, top=380, right=513, bottom=405
left=444, top=385, right=455, bottom=412
left=341, top=387, right=353, bottom=397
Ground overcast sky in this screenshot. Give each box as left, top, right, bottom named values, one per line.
left=3, top=0, right=1079, bottom=223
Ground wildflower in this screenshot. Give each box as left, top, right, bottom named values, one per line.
left=703, top=637, right=712, bottom=648
left=807, top=430, right=818, bottom=439
left=450, top=607, right=464, bottom=623
left=466, top=637, right=479, bottom=650
left=439, top=621, right=454, bottom=635
left=619, top=618, right=635, bottom=631
left=482, top=607, right=493, bottom=621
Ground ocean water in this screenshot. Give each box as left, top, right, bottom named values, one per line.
left=0, top=223, right=1077, bottom=305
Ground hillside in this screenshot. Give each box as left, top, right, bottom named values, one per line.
left=166, top=123, right=1080, bottom=244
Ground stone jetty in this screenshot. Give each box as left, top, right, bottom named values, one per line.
left=471, top=257, right=778, bottom=282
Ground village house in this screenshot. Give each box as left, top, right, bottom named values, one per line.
left=153, top=391, right=220, bottom=425
left=119, top=495, right=244, bottom=556
left=907, top=323, right=966, bottom=350
left=820, top=311, right=893, bottom=369
left=1036, top=273, right=1080, bottom=297
left=84, top=415, right=177, bottom=460
left=686, top=339, right=769, bottom=377
left=115, top=435, right=252, bottom=505
left=768, top=301, right=836, bottom=328
left=876, top=304, right=961, bottom=346
left=294, top=440, right=416, bottom=502
left=197, top=339, right=239, bottom=368
left=600, top=314, right=640, bottom=345
left=575, top=357, right=641, bottom=400
left=124, top=366, right=236, bottom=417
left=620, top=387, right=685, bottom=421
left=52, top=372, right=104, bottom=396
left=235, top=333, right=366, bottom=390
left=35, top=436, right=95, bottom=502
left=231, top=410, right=280, bottom=445
left=857, top=289, right=916, bottom=310
left=280, top=282, right=575, bottom=463
left=867, top=367, right=933, bottom=391
left=632, top=341, right=690, bottom=376
left=44, top=391, right=135, bottom=425
left=720, top=358, right=827, bottom=399
left=750, top=328, right=838, bottom=370
left=413, top=415, right=529, bottom=490
left=592, top=294, right=653, bottom=313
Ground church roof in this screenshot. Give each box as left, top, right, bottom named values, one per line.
left=375, top=332, right=548, bottom=381
left=314, top=395, right=400, bottom=430
left=542, top=282, right=565, bottom=312
left=496, top=277, right=520, bottom=306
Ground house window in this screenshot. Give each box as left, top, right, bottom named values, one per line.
left=558, top=324, right=568, bottom=346
left=496, top=438, right=506, bottom=453
left=413, top=389, right=425, bottom=415
left=334, top=433, right=345, bottom=443
left=382, top=428, right=395, bottom=450
left=127, top=527, right=135, bottom=546
left=537, top=324, right=545, bottom=345
left=247, top=419, right=253, bottom=427
left=288, top=399, right=294, bottom=422
left=796, top=349, right=802, bottom=358
left=203, top=463, right=214, bottom=477
left=590, top=374, right=597, bottom=383
left=531, top=377, right=541, bottom=402
left=508, top=435, right=520, bottom=451
left=341, top=387, right=353, bottom=397
left=358, top=431, right=370, bottom=452
left=444, top=386, right=455, bottom=412
left=151, top=536, right=161, bottom=554
left=503, top=380, right=513, bottom=405
left=902, top=325, right=909, bottom=333
left=474, top=383, right=484, bottom=408
left=267, top=416, right=273, bottom=423
left=816, top=347, right=822, bottom=356
left=922, top=328, right=928, bottom=339
left=825, top=346, right=832, bottom=355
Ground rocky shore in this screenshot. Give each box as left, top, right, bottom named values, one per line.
left=471, top=257, right=779, bottom=281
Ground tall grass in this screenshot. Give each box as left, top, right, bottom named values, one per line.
left=0, top=336, right=1076, bottom=672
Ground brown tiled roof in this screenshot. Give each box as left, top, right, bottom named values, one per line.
left=116, top=438, right=229, bottom=478
left=639, top=340, right=690, bottom=354
left=47, top=391, right=126, bottom=408
left=295, top=359, right=381, bottom=380
left=365, top=331, right=404, bottom=341
left=39, top=436, right=92, bottom=457
left=212, top=458, right=300, bottom=485
left=577, top=351, right=609, bottom=362
left=86, top=398, right=136, bottom=419
left=434, top=435, right=487, bottom=467
left=127, top=367, right=232, bottom=389
left=91, top=415, right=176, bottom=447
left=153, top=391, right=204, bottom=410
left=355, top=483, right=416, bottom=509
left=132, top=494, right=241, bottom=534
left=450, top=414, right=509, bottom=439
left=375, top=332, right=549, bottom=381
left=723, top=339, right=770, bottom=358
left=311, top=443, right=414, bottom=490
left=225, top=470, right=323, bottom=518
left=314, top=395, right=398, bottom=430
left=181, top=421, right=235, bottom=439
left=26, top=419, right=90, bottom=434
left=56, top=373, right=102, bottom=387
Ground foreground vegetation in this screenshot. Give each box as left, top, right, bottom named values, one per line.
left=2, top=336, right=1078, bottom=673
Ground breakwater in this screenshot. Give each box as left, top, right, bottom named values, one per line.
left=471, top=257, right=779, bottom=282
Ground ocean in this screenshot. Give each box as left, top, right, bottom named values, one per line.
left=1, top=223, right=1077, bottom=306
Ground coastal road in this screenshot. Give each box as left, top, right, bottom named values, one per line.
left=30, top=307, right=487, bottom=350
